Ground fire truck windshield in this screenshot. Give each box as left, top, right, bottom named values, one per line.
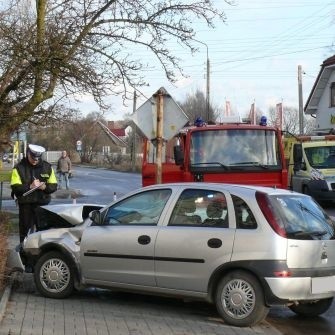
left=190, top=129, right=280, bottom=170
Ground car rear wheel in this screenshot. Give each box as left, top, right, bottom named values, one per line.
left=288, top=298, right=333, bottom=317
left=215, top=270, right=269, bottom=327
left=34, top=251, right=74, bottom=299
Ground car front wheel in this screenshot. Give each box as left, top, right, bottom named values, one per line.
left=34, top=251, right=74, bottom=299
left=215, top=270, right=269, bottom=327
left=289, top=298, right=333, bottom=317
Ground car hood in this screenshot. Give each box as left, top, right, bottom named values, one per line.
left=35, top=203, right=104, bottom=231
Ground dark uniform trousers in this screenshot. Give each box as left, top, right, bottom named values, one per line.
left=18, top=203, right=40, bottom=243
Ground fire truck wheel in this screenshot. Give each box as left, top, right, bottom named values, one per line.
left=303, top=185, right=310, bottom=196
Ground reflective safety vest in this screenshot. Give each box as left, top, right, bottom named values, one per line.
left=11, top=158, right=57, bottom=204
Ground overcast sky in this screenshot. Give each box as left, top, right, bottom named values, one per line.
left=75, top=0, right=335, bottom=121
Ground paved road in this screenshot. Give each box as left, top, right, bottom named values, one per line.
left=0, top=165, right=142, bottom=211
left=266, top=301, right=335, bottom=335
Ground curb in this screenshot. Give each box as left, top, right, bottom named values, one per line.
left=0, top=273, right=15, bottom=323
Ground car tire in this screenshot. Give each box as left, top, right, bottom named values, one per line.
left=288, top=297, right=333, bottom=317
left=34, top=251, right=74, bottom=299
left=215, top=270, right=269, bottom=327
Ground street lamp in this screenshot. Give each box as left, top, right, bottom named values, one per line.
left=192, top=39, right=210, bottom=122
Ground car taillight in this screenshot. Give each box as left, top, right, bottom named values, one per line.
left=255, top=191, right=287, bottom=238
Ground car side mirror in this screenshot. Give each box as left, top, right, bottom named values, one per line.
left=293, top=143, right=302, bottom=163
left=89, top=210, right=101, bottom=225
left=293, top=143, right=303, bottom=172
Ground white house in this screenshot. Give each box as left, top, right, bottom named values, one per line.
left=305, top=55, right=335, bottom=131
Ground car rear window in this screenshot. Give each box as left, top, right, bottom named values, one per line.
left=268, top=194, right=335, bottom=240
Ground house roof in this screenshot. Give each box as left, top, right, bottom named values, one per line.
left=110, top=128, right=126, bottom=137
left=305, top=55, right=335, bottom=115
left=97, top=121, right=127, bottom=147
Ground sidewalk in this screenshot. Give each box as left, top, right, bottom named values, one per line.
left=0, top=234, right=282, bottom=335
left=0, top=279, right=282, bottom=334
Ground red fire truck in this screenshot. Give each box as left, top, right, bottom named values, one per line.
left=142, top=118, right=288, bottom=188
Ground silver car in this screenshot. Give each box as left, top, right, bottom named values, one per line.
left=12, top=183, right=335, bottom=327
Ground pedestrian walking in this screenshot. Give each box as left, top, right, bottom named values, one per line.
left=10, top=144, right=58, bottom=243
left=57, top=150, right=72, bottom=190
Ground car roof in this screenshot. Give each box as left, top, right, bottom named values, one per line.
left=140, top=182, right=301, bottom=197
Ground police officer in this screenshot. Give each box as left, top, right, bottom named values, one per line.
left=11, top=144, right=58, bottom=243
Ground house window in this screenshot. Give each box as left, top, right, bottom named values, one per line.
left=331, top=82, right=335, bottom=107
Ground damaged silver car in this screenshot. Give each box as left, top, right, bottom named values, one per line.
left=9, top=183, right=335, bottom=327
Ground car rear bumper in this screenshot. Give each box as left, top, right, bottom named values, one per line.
left=265, top=276, right=335, bottom=301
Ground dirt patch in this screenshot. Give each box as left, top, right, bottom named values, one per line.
left=0, top=212, right=9, bottom=291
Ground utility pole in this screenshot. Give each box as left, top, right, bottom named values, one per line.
left=206, top=53, right=210, bottom=122
left=298, top=65, right=304, bottom=134
left=192, top=39, right=210, bottom=121
left=131, top=90, right=137, bottom=172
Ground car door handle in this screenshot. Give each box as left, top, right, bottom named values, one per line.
left=207, top=238, right=222, bottom=248
left=138, top=235, right=151, bottom=245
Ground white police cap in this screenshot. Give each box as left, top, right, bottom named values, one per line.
left=28, top=144, right=45, bottom=157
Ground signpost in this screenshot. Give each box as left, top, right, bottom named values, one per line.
left=155, top=89, right=164, bottom=184
left=76, top=140, right=82, bottom=154
left=132, top=87, right=189, bottom=184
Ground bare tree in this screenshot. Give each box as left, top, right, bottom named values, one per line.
left=268, top=105, right=316, bottom=134
left=0, top=0, right=231, bottom=145
left=178, top=89, right=219, bottom=124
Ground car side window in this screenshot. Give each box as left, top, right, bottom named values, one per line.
left=169, top=188, right=227, bottom=227
left=232, top=195, right=257, bottom=229
left=103, top=189, right=171, bottom=226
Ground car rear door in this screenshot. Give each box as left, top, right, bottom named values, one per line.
left=154, top=187, right=236, bottom=293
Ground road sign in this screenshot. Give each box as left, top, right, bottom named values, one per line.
left=76, top=140, right=82, bottom=152
left=131, top=87, right=189, bottom=141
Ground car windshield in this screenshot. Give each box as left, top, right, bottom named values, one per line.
left=190, top=129, right=280, bottom=170
left=269, top=194, right=335, bottom=240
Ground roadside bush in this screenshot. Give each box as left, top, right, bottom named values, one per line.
left=0, top=212, right=9, bottom=291
left=102, top=153, right=141, bottom=172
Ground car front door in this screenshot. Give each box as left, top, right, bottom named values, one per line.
left=80, top=188, right=172, bottom=286
left=155, top=188, right=236, bottom=293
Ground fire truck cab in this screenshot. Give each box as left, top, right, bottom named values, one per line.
left=142, top=118, right=288, bottom=189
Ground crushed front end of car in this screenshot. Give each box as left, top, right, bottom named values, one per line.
left=7, top=204, right=103, bottom=274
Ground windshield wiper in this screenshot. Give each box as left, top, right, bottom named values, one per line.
left=286, top=230, right=327, bottom=239
left=191, top=162, right=229, bottom=170
left=286, top=230, right=308, bottom=238
left=230, top=161, right=268, bottom=169
left=310, top=231, right=328, bottom=237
